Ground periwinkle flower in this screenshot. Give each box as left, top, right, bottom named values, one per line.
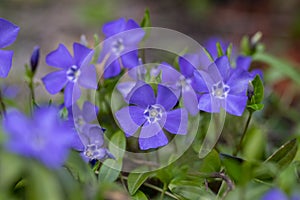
left=42, top=43, right=97, bottom=107
left=159, top=58, right=200, bottom=116
left=80, top=125, right=114, bottom=161
left=261, top=188, right=300, bottom=200
left=0, top=18, right=20, bottom=78
left=3, top=106, right=75, bottom=168
left=195, top=56, right=252, bottom=116
left=115, top=82, right=188, bottom=150
left=98, top=18, right=145, bottom=78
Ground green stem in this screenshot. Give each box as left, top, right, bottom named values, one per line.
left=143, top=182, right=179, bottom=200
left=233, top=111, right=253, bottom=156
left=160, top=183, right=167, bottom=200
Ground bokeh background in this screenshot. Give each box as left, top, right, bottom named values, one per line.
left=1, top=0, right=300, bottom=151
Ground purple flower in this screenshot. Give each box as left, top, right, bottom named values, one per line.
left=80, top=125, right=114, bottom=161
left=42, top=43, right=97, bottom=107
left=3, top=106, right=74, bottom=168
left=194, top=56, right=252, bottom=116
left=261, top=188, right=288, bottom=200
left=115, top=82, right=188, bottom=150
left=0, top=84, right=19, bottom=99
left=159, top=58, right=199, bottom=116
left=98, top=18, right=145, bottom=78
left=0, top=18, right=20, bottom=78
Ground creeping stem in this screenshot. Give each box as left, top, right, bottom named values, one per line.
left=233, top=111, right=253, bottom=156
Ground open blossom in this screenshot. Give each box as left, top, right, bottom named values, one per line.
left=115, top=82, right=188, bottom=150
left=159, top=59, right=199, bottom=116
left=194, top=55, right=252, bottom=116
left=80, top=125, right=114, bottom=161
left=0, top=18, right=20, bottom=78
left=66, top=101, right=113, bottom=161
left=98, top=18, right=145, bottom=78
left=3, top=106, right=75, bottom=168
left=42, top=43, right=97, bottom=107
left=261, top=188, right=300, bottom=200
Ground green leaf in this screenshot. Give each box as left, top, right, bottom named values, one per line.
left=247, top=75, right=264, bottom=112
left=251, top=75, right=264, bottom=104
left=98, top=131, right=126, bottom=183
left=199, top=149, right=221, bottom=173
left=265, top=138, right=298, bottom=168
left=64, top=150, right=96, bottom=184
left=28, top=163, right=64, bottom=200
left=168, top=178, right=214, bottom=200
left=247, top=104, right=264, bottom=111
left=253, top=53, right=300, bottom=85
left=128, top=171, right=154, bottom=195
left=242, top=127, right=266, bottom=160
left=131, top=190, right=148, bottom=200
left=140, top=9, right=151, bottom=28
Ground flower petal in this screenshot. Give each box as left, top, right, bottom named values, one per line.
left=128, top=82, right=155, bottom=108
left=117, top=81, right=136, bottom=100
left=78, top=64, right=97, bottom=89
left=121, top=50, right=139, bottom=69
left=164, top=108, right=188, bottom=135
left=102, top=18, right=126, bottom=37
left=160, top=62, right=181, bottom=85
left=0, top=49, right=13, bottom=78
left=236, top=56, right=252, bottom=71
left=42, top=70, right=68, bottom=94
left=215, top=56, right=231, bottom=80
left=182, top=89, right=198, bottom=116
left=139, top=122, right=168, bottom=150
left=103, top=59, right=121, bottom=78
left=156, top=84, right=178, bottom=111
left=64, top=83, right=81, bottom=107
left=179, top=54, right=198, bottom=77
left=0, top=18, right=20, bottom=48
left=115, top=106, right=145, bottom=137
left=82, top=101, right=98, bottom=123
left=198, top=93, right=221, bottom=113
left=225, top=94, right=247, bottom=116
left=73, top=43, right=93, bottom=67
left=46, top=44, right=73, bottom=69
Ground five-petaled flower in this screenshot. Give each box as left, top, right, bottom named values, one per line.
left=0, top=18, right=20, bottom=78
left=98, top=18, right=145, bottom=78
left=115, top=82, right=188, bottom=150
left=195, top=55, right=252, bottom=116
left=66, top=101, right=114, bottom=161
left=42, top=43, right=97, bottom=107
left=3, top=106, right=75, bottom=168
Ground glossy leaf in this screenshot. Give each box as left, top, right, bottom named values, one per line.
left=128, top=171, right=154, bottom=195
left=131, top=190, right=148, bottom=200
left=98, top=131, right=126, bottom=183
left=265, top=138, right=298, bottom=168
left=200, top=149, right=221, bottom=173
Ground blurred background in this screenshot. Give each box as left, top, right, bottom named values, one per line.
left=1, top=0, right=300, bottom=151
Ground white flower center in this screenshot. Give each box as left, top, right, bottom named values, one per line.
left=144, top=105, right=163, bottom=123
left=84, top=144, right=104, bottom=160
left=212, top=81, right=230, bottom=99
left=66, top=65, right=81, bottom=82
left=111, top=38, right=125, bottom=55
left=176, top=75, right=192, bottom=91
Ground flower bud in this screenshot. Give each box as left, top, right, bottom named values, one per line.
left=30, top=46, right=40, bottom=74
